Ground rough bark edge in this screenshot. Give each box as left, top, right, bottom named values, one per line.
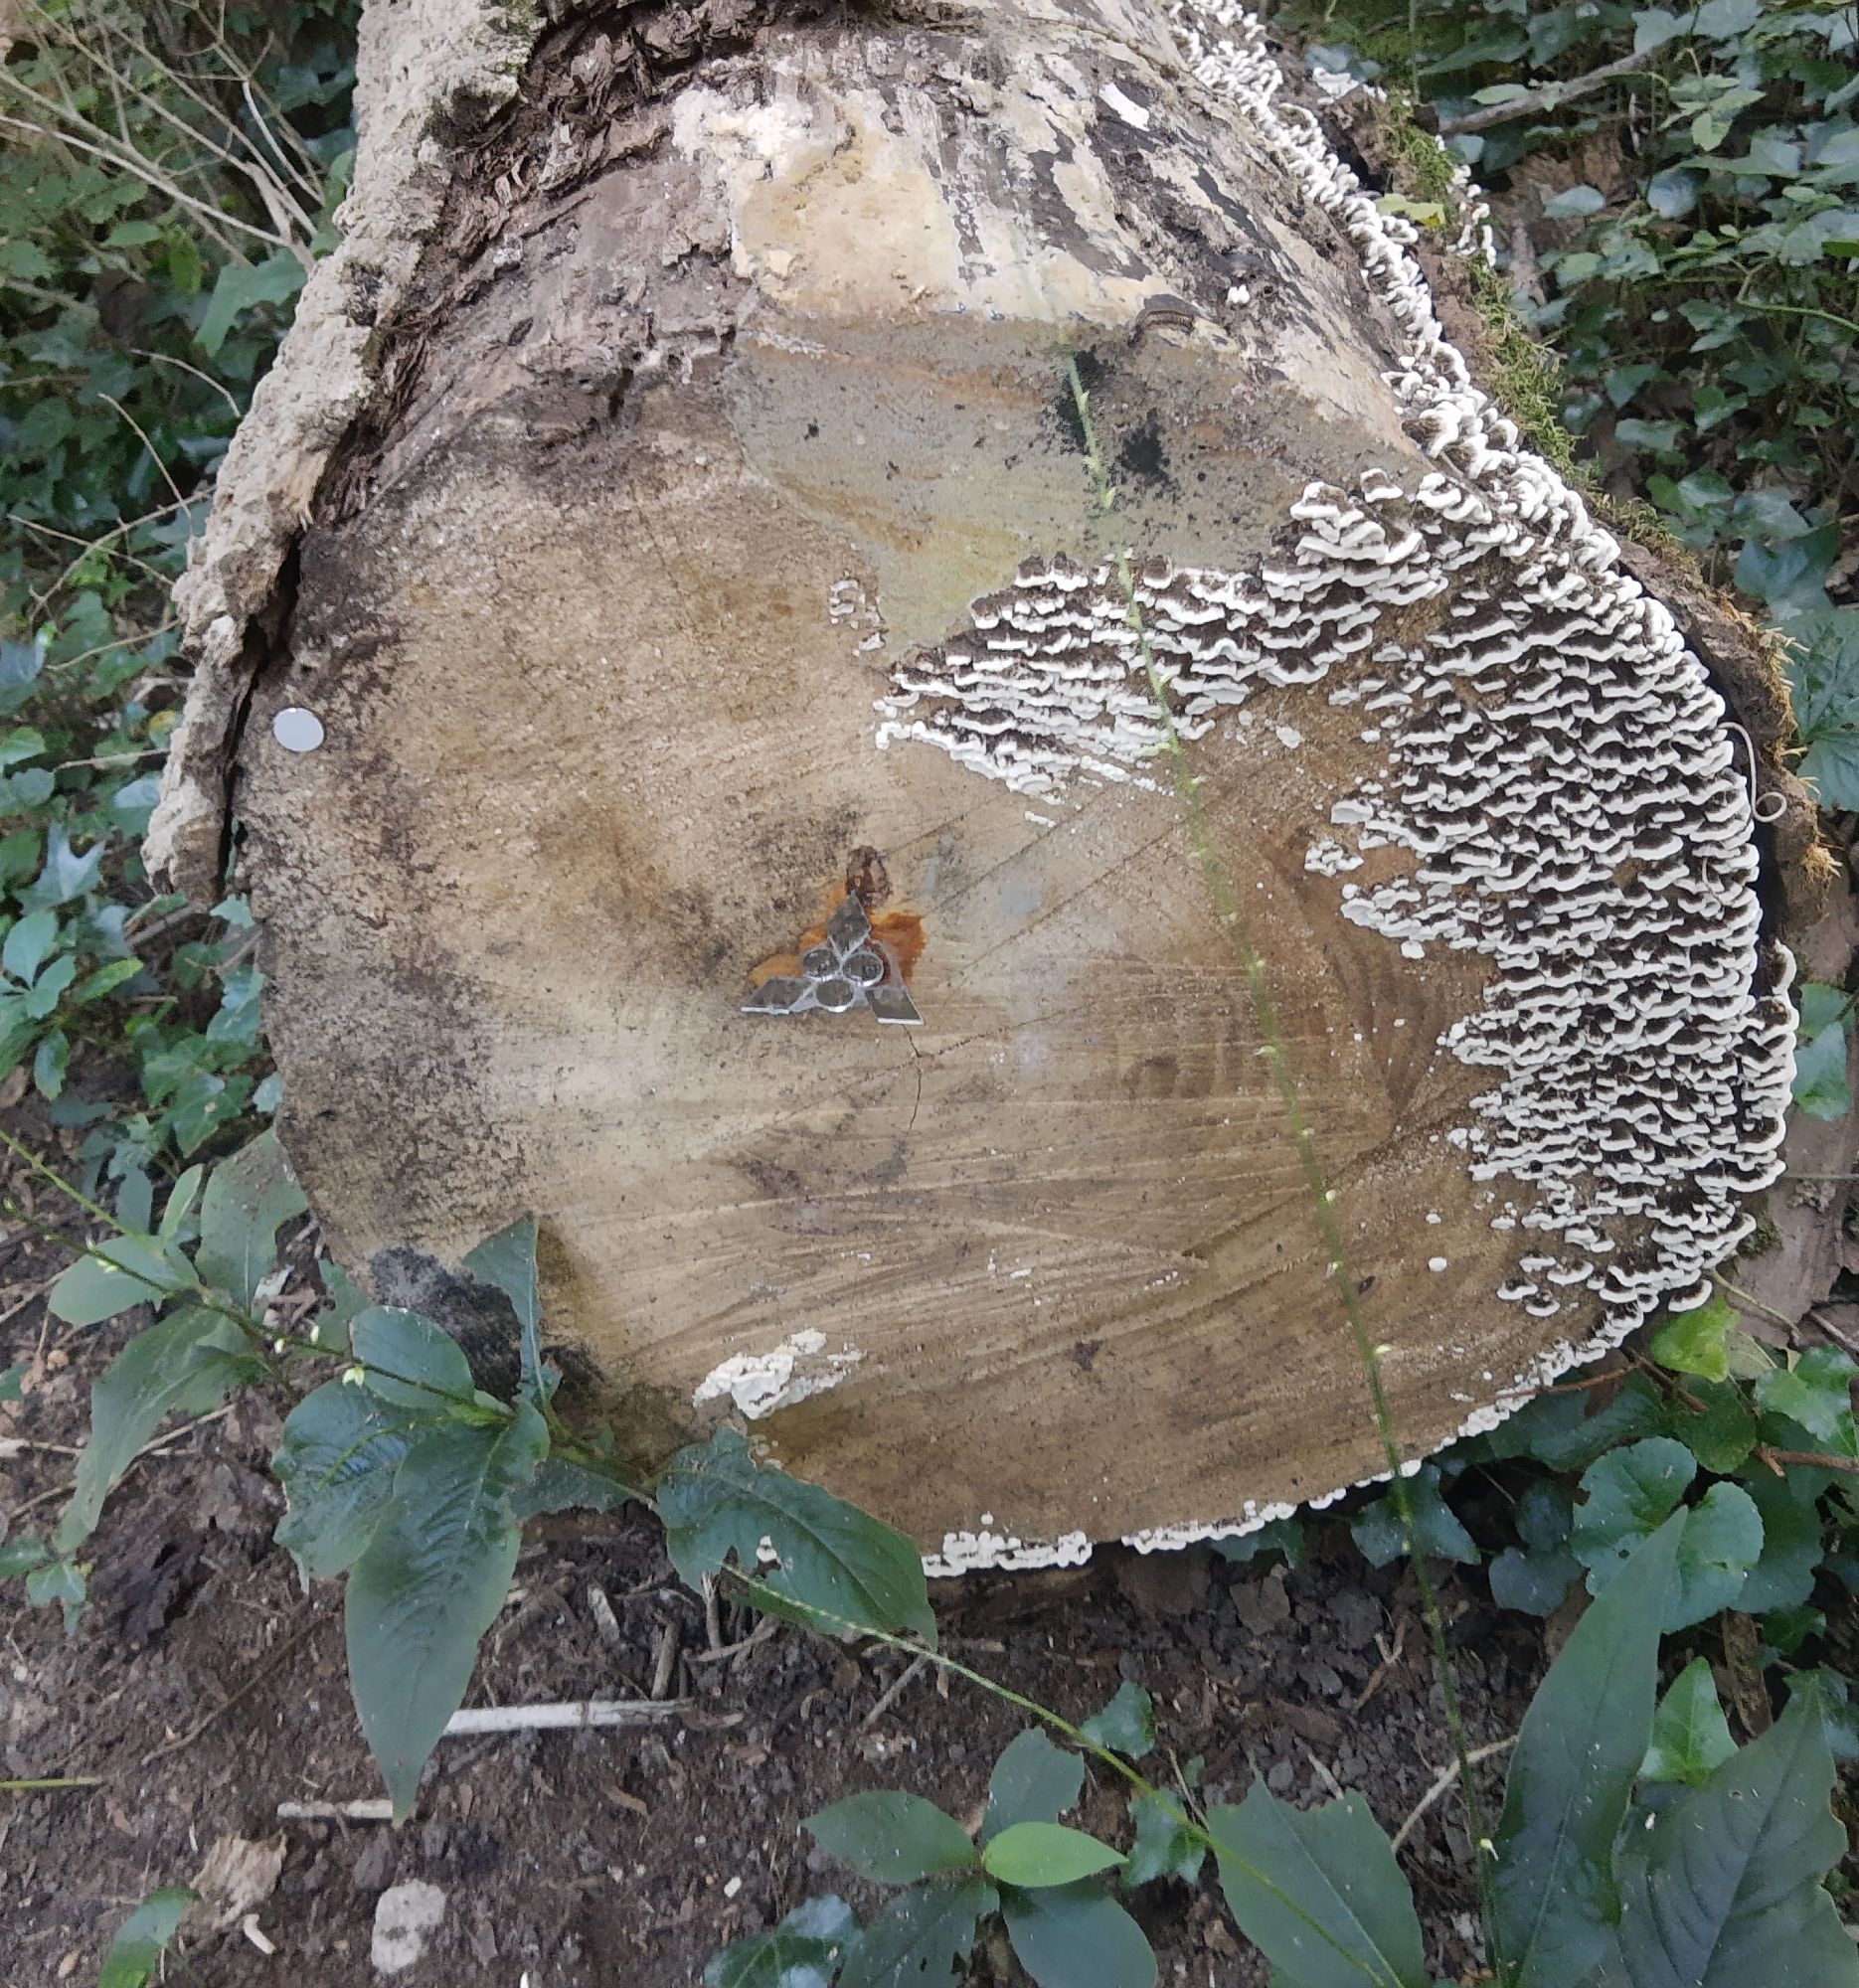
left=145, top=0, right=551, bottom=901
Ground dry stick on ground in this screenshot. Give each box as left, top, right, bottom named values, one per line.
left=1391, top=1738, right=1519, bottom=1853
left=441, top=1701, right=691, bottom=1735
left=11, top=1403, right=238, bottom=1520
left=860, top=1654, right=930, bottom=1732
left=1438, top=47, right=1657, bottom=137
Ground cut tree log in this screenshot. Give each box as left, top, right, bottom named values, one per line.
left=151, top=0, right=1816, bottom=1570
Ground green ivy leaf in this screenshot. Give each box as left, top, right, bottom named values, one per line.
left=984, top=1729, right=1085, bottom=1842
left=461, top=1216, right=546, bottom=1405
left=1485, top=1376, right=1667, bottom=1472
left=196, top=250, right=308, bottom=357
left=659, top=1427, right=935, bottom=1646
left=1574, top=1437, right=1697, bottom=1572
left=705, top=1896, right=856, bottom=1988
left=1643, top=1656, right=1738, bottom=1787
left=25, top=1556, right=86, bottom=1630
left=805, top=1793, right=979, bottom=1886
left=52, top=1307, right=259, bottom=1557
left=840, top=1879, right=997, bottom=1988
left=1651, top=1296, right=1740, bottom=1382
left=273, top=1378, right=440, bottom=1578
left=982, top=1822, right=1123, bottom=1888
left=1209, top=1784, right=1427, bottom=1988
left=1123, top=1792, right=1204, bottom=1890
left=344, top=1403, right=548, bottom=1819
left=1350, top=1463, right=1477, bottom=1568
left=1737, top=1468, right=1828, bottom=1616
left=1212, top=1516, right=1306, bottom=1568
left=1670, top=1381, right=1761, bottom=1477
left=1490, top=1515, right=1682, bottom=1988
left=31, top=1026, right=67, bottom=1099
left=1616, top=1686, right=1857, bottom=1987
left=1755, top=1348, right=1857, bottom=1444
left=192, top=1128, right=307, bottom=1307
left=2, top=906, right=59, bottom=982
left=1489, top=1545, right=1582, bottom=1617
left=1079, top=1682, right=1155, bottom=1760
left=1000, top=1882, right=1156, bottom=1988
left=97, top=1888, right=197, bottom=1988
left=0, top=1534, right=50, bottom=1577
left=1669, top=1483, right=1765, bottom=1629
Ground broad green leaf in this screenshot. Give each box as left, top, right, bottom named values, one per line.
left=840, top=1879, right=996, bottom=1988
left=1209, top=1785, right=1426, bottom=1988
left=32, top=1027, right=67, bottom=1098
left=982, top=1822, right=1123, bottom=1888
left=1001, top=1882, right=1157, bottom=1988
left=1574, top=1438, right=1696, bottom=1579
left=1643, top=1657, right=1737, bottom=1788
left=1616, top=1686, right=1858, bottom=1987
left=660, top=1427, right=934, bottom=1645
left=193, top=1128, right=307, bottom=1306
left=1484, top=1377, right=1666, bottom=1471
left=1791, top=1018, right=1853, bottom=1119
left=53, top=1308, right=258, bottom=1555
left=157, top=1165, right=206, bottom=1240
left=273, top=1379, right=439, bottom=1578
left=984, top=1729, right=1085, bottom=1842
left=1080, top=1682, right=1155, bottom=1759
left=0, top=1359, right=25, bottom=1402
left=311, top=1257, right=369, bottom=1351
left=1349, top=1464, right=1477, bottom=1568
left=507, top=1453, right=632, bottom=1521
left=24, top=823, right=104, bottom=908
left=1490, top=1515, right=1682, bottom=1988
left=75, top=957, right=144, bottom=1003
left=1647, top=167, right=1697, bottom=217
left=1755, top=1348, right=1856, bottom=1444
left=806, top=1793, right=978, bottom=1886
left=1669, top=1382, right=1759, bottom=1476
left=462, top=1216, right=545, bottom=1404
left=1489, top=1545, right=1582, bottom=1617
left=1667, top=1483, right=1764, bottom=1630
left=1124, top=1792, right=1204, bottom=1889
left=1799, top=737, right=1859, bottom=816
left=1737, top=1468, right=1827, bottom=1615
left=47, top=1233, right=189, bottom=1326
left=705, top=1896, right=857, bottom=1988
left=1545, top=185, right=1606, bottom=218
left=345, top=1403, right=548, bottom=1818
left=2, top=906, right=58, bottom=982
left=350, top=1306, right=475, bottom=1408
left=98, top=1888, right=197, bottom=1988
left=1651, top=1296, right=1739, bottom=1383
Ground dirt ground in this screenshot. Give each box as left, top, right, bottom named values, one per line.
left=1, top=1227, right=1562, bottom=1988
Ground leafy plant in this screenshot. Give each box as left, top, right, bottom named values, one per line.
left=707, top=1521, right=1857, bottom=1987
left=3, top=1129, right=935, bottom=1823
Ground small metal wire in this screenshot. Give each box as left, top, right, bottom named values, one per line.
left=1725, top=721, right=1787, bottom=824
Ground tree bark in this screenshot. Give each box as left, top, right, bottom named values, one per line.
left=152, top=0, right=1811, bottom=1569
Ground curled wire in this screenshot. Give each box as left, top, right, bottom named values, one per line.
left=1725, top=721, right=1788, bottom=824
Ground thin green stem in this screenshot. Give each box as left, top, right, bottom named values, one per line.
left=1061, top=352, right=1504, bottom=1960
left=1, top=1776, right=100, bottom=1792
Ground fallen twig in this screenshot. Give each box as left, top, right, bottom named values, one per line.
left=442, top=1700, right=691, bottom=1735
left=861, top=1653, right=930, bottom=1731
left=650, top=1619, right=680, bottom=1701
left=1392, top=1738, right=1517, bottom=1852
left=276, top=1798, right=395, bottom=1823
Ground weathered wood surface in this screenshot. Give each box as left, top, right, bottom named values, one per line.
left=157, top=0, right=1807, bottom=1567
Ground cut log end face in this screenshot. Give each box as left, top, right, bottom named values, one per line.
left=225, top=1, right=1793, bottom=1570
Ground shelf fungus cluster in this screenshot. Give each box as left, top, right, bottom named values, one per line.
left=904, top=4, right=1795, bottom=1571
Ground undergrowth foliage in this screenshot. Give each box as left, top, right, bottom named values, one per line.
left=1294, top=0, right=1859, bottom=807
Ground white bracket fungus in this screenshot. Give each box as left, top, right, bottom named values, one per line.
left=890, top=2, right=1795, bottom=1572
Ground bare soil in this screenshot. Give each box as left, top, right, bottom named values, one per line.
left=2, top=1228, right=1554, bottom=1987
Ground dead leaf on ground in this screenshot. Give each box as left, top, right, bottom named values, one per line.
left=193, top=1831, right=286, bottom=1927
